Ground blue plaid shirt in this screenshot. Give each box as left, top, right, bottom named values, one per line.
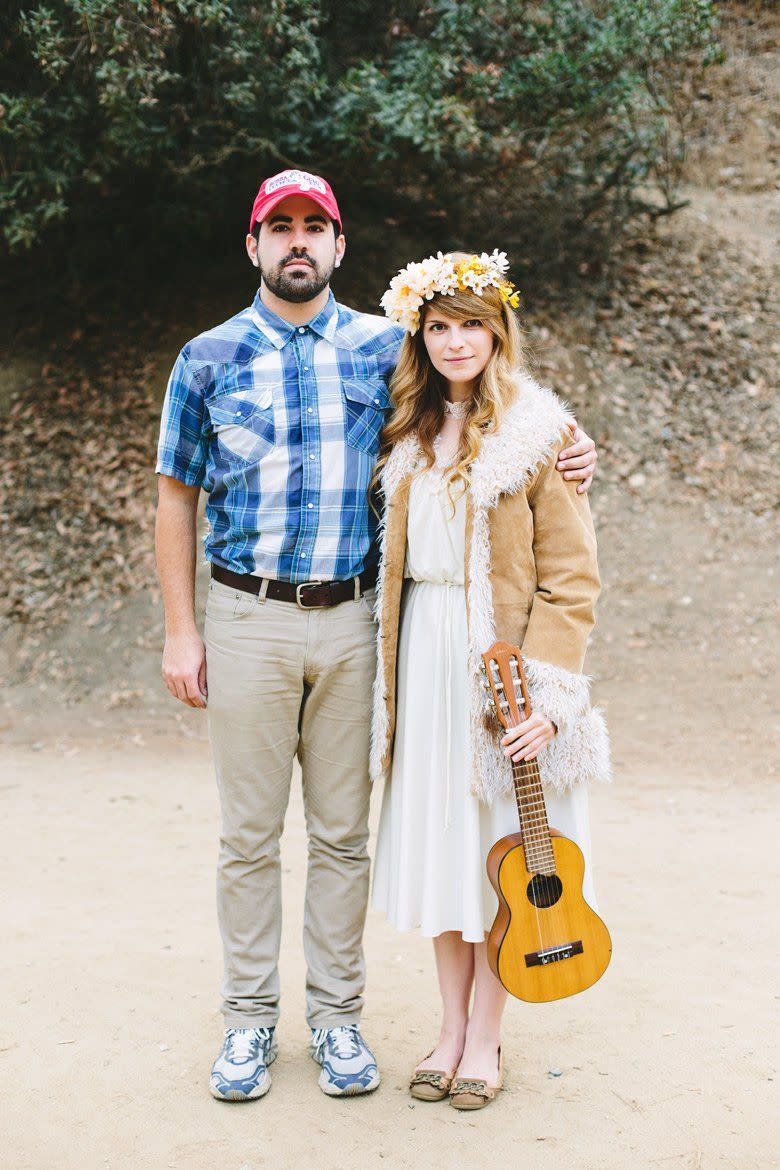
left=156, top=291, right=403, bottom=583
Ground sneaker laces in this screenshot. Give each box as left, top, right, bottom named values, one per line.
left=224, top=1027, right=272, bottom=1064
left=320, top=1025, right=363, bottom=1061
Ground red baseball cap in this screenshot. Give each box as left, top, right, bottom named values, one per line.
left=249, top=169, right=342, bottom=235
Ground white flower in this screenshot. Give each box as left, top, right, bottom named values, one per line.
left=487, top=249, right=510, bottom=274
left=380, top=249, right=514, bottom=333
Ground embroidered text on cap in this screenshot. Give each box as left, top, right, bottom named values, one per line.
left=265, top=170, right=327, bottom=196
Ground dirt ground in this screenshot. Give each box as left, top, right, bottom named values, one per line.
left=1, top=732, right=778, bottom=1170
left=2, top=492, right=778, bottom=1170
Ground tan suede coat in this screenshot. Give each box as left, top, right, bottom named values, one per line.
left=369, top=374, right=611, bottom=803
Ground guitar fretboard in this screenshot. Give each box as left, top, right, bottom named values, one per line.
left=512, top=758, right=556, bottom=875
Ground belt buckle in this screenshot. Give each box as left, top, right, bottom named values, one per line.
left=295, top=579, right=326, bottom=610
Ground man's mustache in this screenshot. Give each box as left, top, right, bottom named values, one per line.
left=281, top=253, right=316, bottom=270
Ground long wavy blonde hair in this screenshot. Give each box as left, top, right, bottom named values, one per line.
left=373, top=253, right=527, bottom=501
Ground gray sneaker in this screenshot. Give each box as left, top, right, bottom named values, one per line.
left=310, top=1025, right=380, bottom=1096
left=210, top=1026, right=278, bottom=1100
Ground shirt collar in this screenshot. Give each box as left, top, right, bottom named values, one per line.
left=249, top=289, right=339, bottom=349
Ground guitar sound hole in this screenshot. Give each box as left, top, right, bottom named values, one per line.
left=527, top=873, right=563, bottom=908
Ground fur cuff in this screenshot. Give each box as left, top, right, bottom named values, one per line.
left=534, top=704, right=611, bottom=795
left=523, top=656, right=590, bottom=733
left=472, top=655, right=611, bottom=802
left=522, top=655, right=611, bottom=795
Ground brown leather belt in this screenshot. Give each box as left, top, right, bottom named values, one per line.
left=211, top=563, right=378, bottom=609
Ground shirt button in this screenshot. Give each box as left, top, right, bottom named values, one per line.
left=303, top=366, right=310, bottom=371
left=307, top=502, right=313, bottom=509
left=374, top=399, right=380, bottom=405
left=307, top=407, right=313, bottom=414
left=298, top=327, right=306, bottom=333
left=309, top=453, right=316, bottom=460
left=301, top=552, right=307, bottom=558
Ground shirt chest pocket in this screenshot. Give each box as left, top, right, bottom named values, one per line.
left=209, top=388, right=276, bottom=464
left=342, top=379, right=390, bottom=455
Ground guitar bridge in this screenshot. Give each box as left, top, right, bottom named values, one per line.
left=524, top=940, right=583, bottom=968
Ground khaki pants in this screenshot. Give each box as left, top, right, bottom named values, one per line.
left=204, top=577, right=377, bottom=1029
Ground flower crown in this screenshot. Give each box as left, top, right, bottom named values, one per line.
left=380, top=250, right=520, bottom=334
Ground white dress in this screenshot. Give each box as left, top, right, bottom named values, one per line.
left=372, top=464, right=597, bottom=943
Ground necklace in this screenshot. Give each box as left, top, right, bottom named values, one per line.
left=443, top=398, right=470, bottom=418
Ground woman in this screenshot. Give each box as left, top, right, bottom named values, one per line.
left=370, top=251, right=610, bottom=1109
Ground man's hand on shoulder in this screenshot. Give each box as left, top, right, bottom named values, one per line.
left=557, top=419, right=597, bottom=494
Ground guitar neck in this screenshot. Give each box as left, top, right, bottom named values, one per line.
left=480, top=641, right=557, bottom=876
left=512, top=756, right=556, bottom=875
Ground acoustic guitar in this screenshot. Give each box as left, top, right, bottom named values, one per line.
left=481, top=641, right=611, bottom=1003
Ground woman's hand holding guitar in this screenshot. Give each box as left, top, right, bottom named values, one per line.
left=501, top=711, right=557, bottom=762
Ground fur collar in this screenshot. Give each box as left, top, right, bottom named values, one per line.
left=381, top=373, right=575, bottom=506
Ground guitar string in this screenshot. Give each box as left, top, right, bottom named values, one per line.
left=503, top=678, right=545, bottom=959
left=527, top=755, right=560, bottom=955
left=517, top=719, right=560, bottom=955
left=535, top=752, right=564, bottom=955
left=514, top=762, right=547, bottom=954
left=499, top=660, right=565, bottom=964
left=521, top=760, right=546, bottom=958
left=518, top=673, right=564, bottom=954
left=519, top=756, right=555, bottom=954
left=507, top=669, right=549, bottom=956
left=512, top=667, right=555, bottom=952
left=519, top=709, right=554, bottom=951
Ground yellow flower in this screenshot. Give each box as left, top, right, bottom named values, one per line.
left=498, top=280, right=521, bottom=309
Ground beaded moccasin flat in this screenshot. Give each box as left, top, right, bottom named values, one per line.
left=449, top=1048, right=504, bottom=1111
left=409, top=1052, right=457, bottom=1101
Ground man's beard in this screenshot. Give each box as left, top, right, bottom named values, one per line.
left=261, top=252, right=335, bottom=304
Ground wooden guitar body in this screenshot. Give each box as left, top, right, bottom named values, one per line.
left=486, top=829, right=612, bottom=1003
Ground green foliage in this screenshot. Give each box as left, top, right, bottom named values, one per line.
left=0, top=0, right=718, bottom=267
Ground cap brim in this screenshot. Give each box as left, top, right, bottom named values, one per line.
left=251, top=189, right=342, bottom=234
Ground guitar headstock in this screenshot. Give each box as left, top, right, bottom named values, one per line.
left=480, top=641, right=531, bottom=730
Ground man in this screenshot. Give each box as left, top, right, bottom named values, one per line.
left=154, top=169, right=598, bottom=1101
